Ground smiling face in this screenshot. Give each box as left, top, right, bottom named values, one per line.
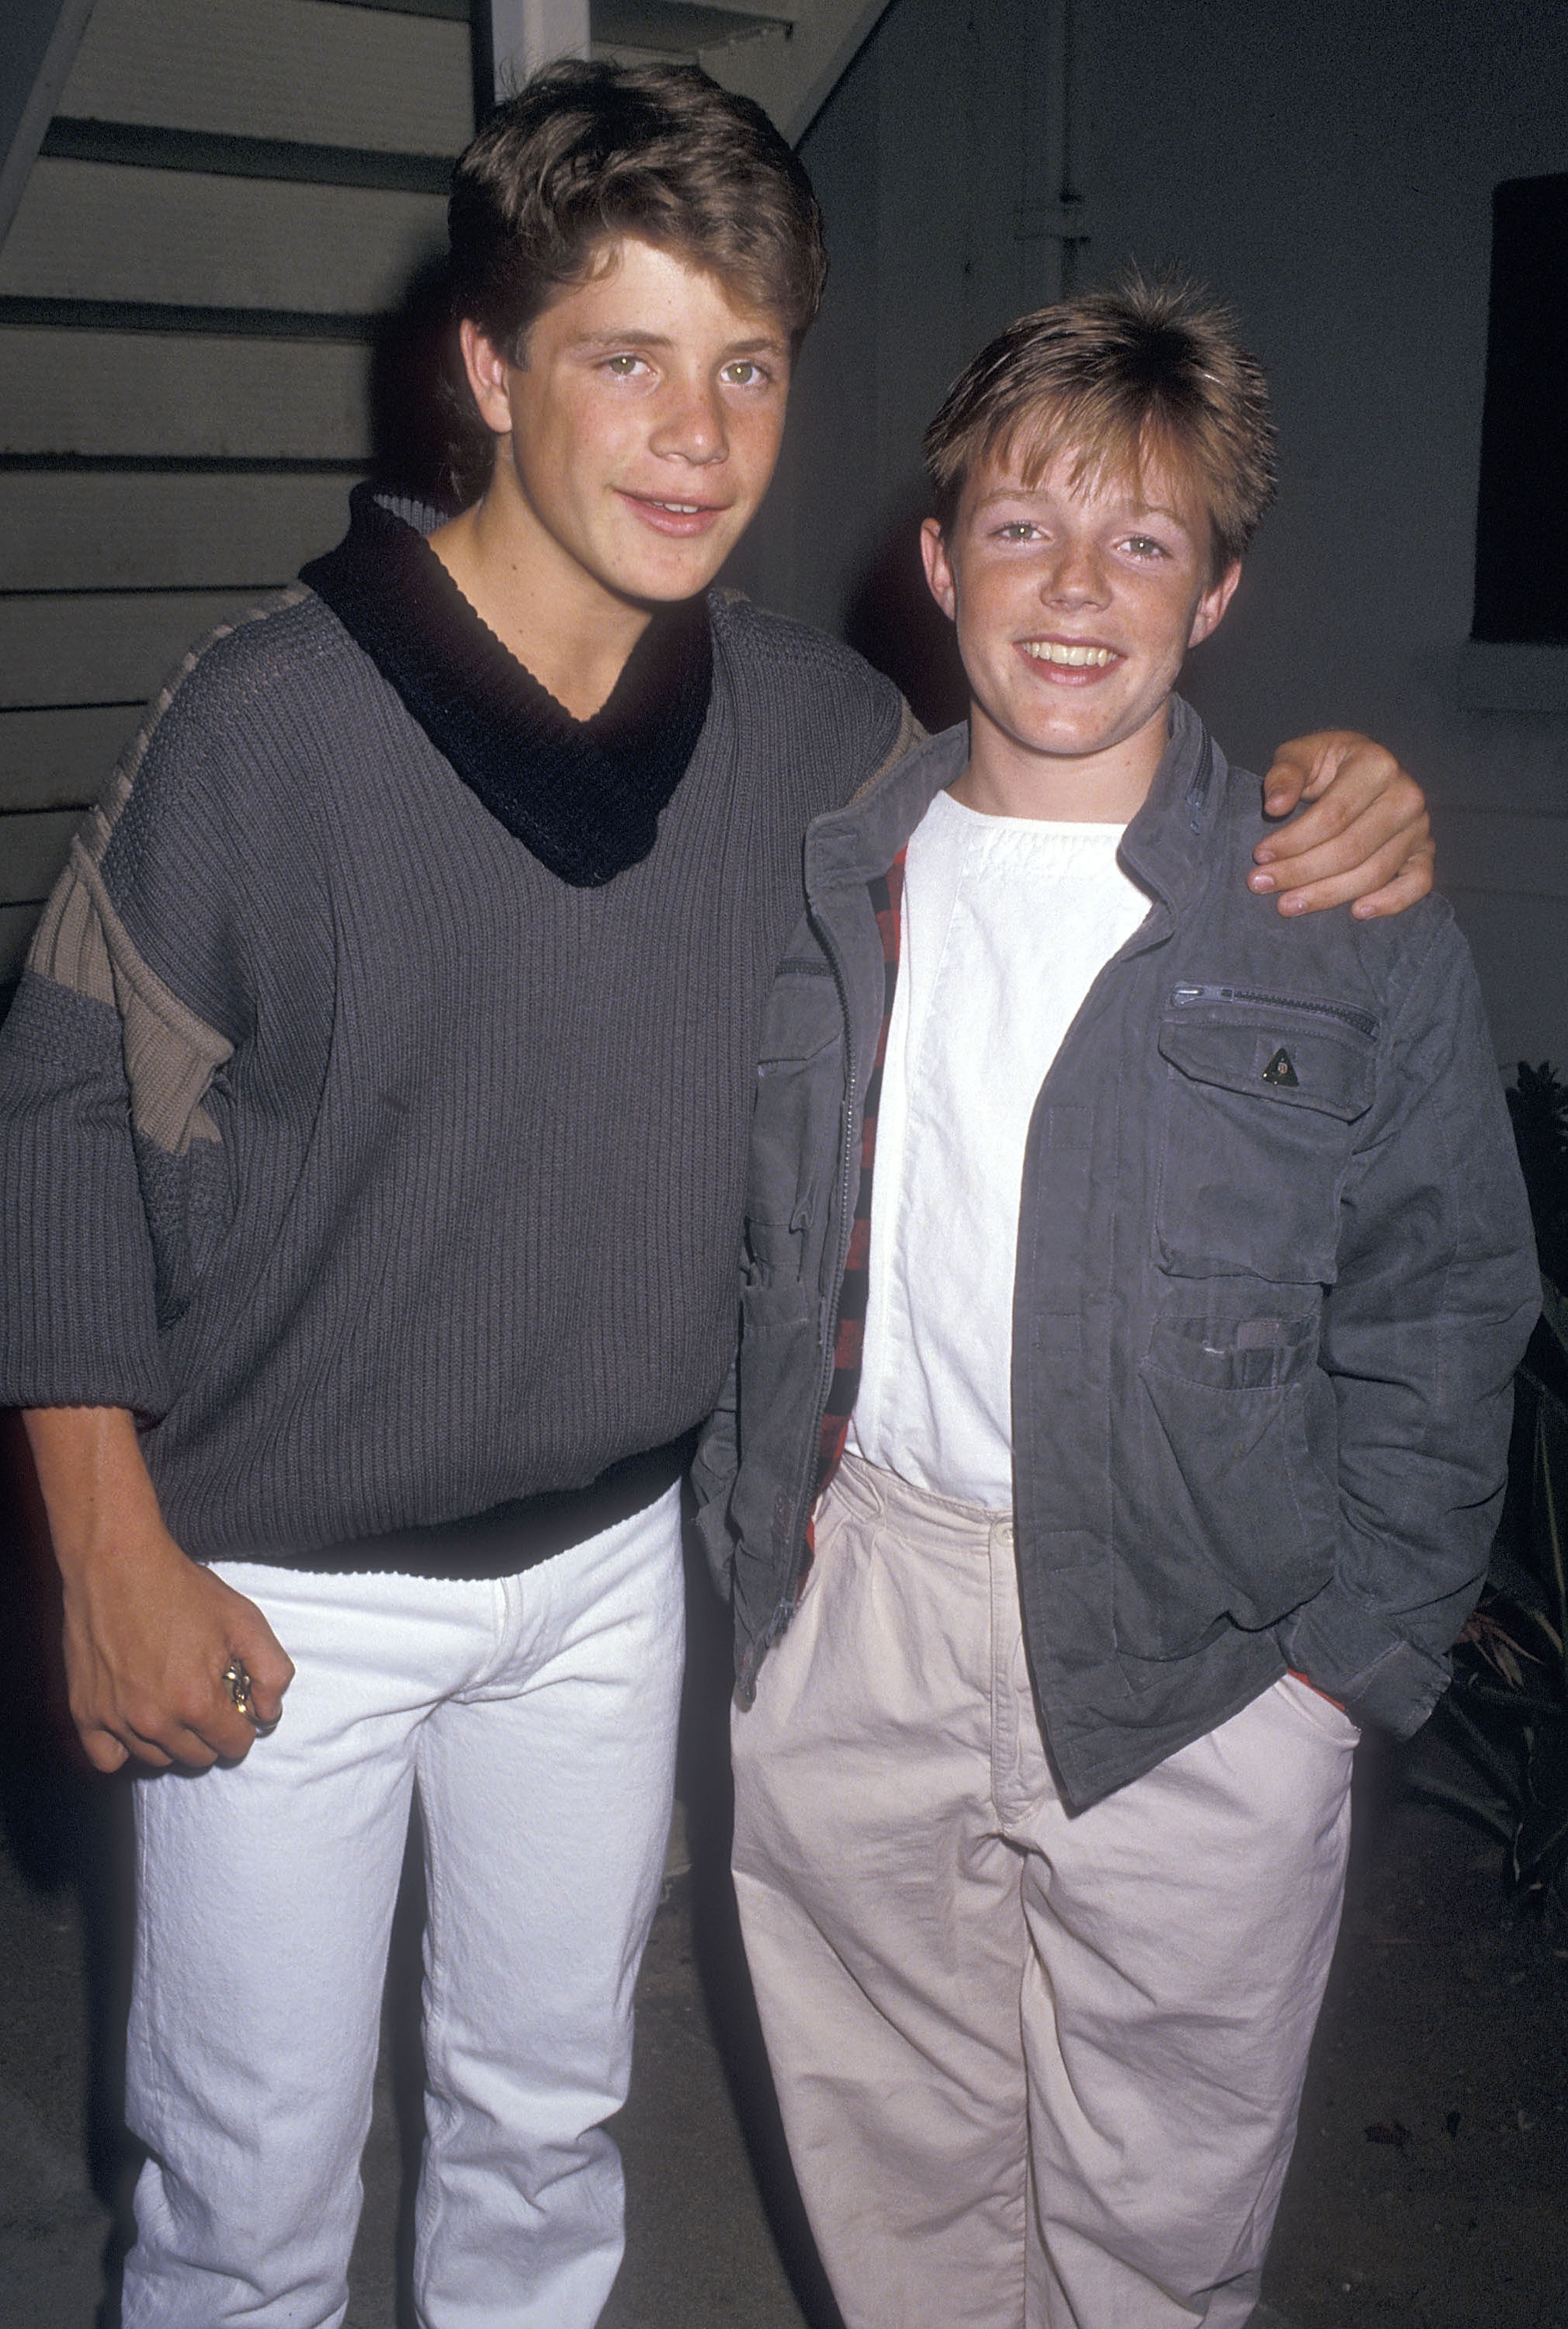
left=462, top=234, right=792, bottom=616
left=921, top=442, right=1241, bottom=821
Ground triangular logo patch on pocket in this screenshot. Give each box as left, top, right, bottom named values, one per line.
left=1261, top=1046, right=1299, bottom=1087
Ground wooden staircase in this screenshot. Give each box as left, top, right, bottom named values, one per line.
left=0, top=0, right=891, bottom=989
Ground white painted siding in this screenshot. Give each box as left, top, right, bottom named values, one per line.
left=0, top=163, right=449, bottom=312
left=0, top=591, right=282, bottom=708
left=0, top=473, right=354, bottom=591
left=0, top=706, right=151, bottom=809
left=0, top=332, right=375, bottom=460
left=64, top=0, right=476, bottom=154
left=0, top=0, right=477, bottom=985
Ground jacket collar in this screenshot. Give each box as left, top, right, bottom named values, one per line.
left=805, top=720, right=969, bottom=900
left=300, top=483, right=713, bottom=888
left=1116, top=693, right=1222, bottom=918
left=805, top=691, right=1223, bottom=915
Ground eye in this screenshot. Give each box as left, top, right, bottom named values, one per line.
left=602, top=352, right=650, bottom=379
left=1121, top=534, right=1168, bottom=558
left=994, top=520, right=1043, bottom=542
left=720, top=359, right=771, bottom=387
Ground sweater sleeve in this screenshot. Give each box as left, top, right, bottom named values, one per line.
left=1277, top=913, right=1541, bottom=1733
left=0, top=622, right=269, bottom=1417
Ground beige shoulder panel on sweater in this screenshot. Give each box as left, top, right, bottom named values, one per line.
left=22, top=590, right=307, bottom=1154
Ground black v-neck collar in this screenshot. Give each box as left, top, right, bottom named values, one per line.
left=301, top=484, right=714, bottom=887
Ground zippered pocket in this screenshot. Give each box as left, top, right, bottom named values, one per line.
left=1169, top=983, right=1379, bottom=1041
left=1156, top=985, right=1379, bottom=1277
left=1159, top=985, right=1378, bottom=1123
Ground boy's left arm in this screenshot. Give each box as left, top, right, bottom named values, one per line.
left=1249, top=731, right=1432, bottom=918
left=1276, top=918, right=1540, bottom=1734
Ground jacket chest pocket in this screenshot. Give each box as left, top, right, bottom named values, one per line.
left=1155, top=989, right=1377, bottom=1280
left=746, top=966, right=844, bottom=1289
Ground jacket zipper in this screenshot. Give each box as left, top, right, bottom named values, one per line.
left=1169, top=983, right=1379, bottom=1040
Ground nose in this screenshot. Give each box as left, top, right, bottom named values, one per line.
left=650, top=374, right=728, bottom=467
left=1041, top=536, right=1107, bottom=609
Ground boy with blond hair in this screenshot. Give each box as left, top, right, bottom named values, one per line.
left=698, top=280, right=1537, bottom=2328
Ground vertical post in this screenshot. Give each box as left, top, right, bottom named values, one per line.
left=1015, top=0, right=1089, bottom=304
left=484, top=0, right=592, bottom=103
left=1056, top=0, right=1087, bottom=293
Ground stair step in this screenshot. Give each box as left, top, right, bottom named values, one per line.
left=0, top=709, right=151, bottom=815
left=0, top=472, right=353, bottom=595
left=595, top=2, right=791, bottom=51
left=0, top=160, right=446, bottom=314
left=0, top=326, right=373, bottom=461
left=40, top=119, right=453, bottom=196
left=63, top=0, right=475, bottom=155
left=314, top=0, right=471, bottom=19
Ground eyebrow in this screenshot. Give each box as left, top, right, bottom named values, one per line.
left=970, top=484, right=1188, bottom=523
left=566, top=328, right=788, bottom=357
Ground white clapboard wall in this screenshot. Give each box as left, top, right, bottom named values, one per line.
left=0, top=0, right=475, bottom=986
left=0, top=0, right=885, bottom=987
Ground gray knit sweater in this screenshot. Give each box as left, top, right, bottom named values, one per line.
left=0, top=547, right=908, bottom=1571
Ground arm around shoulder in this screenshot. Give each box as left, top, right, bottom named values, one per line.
left=1251, top=731, right=1434, bottom=918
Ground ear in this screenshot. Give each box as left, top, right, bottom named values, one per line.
left=920, top=516, right=959, bottom=623
left=1188, top=558, right=1243, bottom=649
left=458, top=318, right=516, bottom=440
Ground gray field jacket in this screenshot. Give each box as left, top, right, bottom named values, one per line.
left=692, top=699, right=1539, bottom=1809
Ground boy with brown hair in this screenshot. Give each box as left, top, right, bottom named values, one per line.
left=698, top=279, right=1537, bottom=2328
left=2, top=62, right=875, bottom=2328
left=0, top=57, right=1432, bottom=2324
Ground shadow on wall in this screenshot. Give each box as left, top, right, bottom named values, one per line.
left=366, top=255, right=492, bottom=514
left=844, top=505, right=970, bottom=736
left=0, top=1417, right=141, bottom=2289
left=677, top=1508, right=849, bottom=2329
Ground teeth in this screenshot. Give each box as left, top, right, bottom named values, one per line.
left=1023, top=640, right=1115, bottom=668
left=654, top=502, right=700, bottom=513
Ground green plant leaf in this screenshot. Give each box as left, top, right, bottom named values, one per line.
left=1512, top=1716, right=1568, bottom=1885
left=1434, top=1691, right=1531, bottom=1807
left=1485, top=1545, right=1555, bottom=1623
left=1448, top=1673, right=1564, bottom=1722
left=1539, top=1272, right=1568, bottom=1362
left=1513, top=1795, right=1568, bottom=1884
left=1537, top=1383, right=1568, bottom=1677
left=1405, top=1774, right=1515, bottom=1842
left=1526, top=1711, right=1568, bottom=1799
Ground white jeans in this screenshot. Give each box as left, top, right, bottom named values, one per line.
left=121, top=1484, right=685, bottom=2329
left=733, top=1452, right=1355, bottom=2329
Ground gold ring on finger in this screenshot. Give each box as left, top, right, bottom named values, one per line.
left=220, top=1655, right=270, bottom=1731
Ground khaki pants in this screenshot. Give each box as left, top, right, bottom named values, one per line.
left=731, top=1450, right=1355, bottom=2329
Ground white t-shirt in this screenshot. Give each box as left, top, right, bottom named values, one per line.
left=848, top=786, right=1150, bottom=1506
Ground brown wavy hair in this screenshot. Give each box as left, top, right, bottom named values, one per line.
left=452, top=57, right=824, bottom=342
left=439, top=60, right=824, bottom=502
